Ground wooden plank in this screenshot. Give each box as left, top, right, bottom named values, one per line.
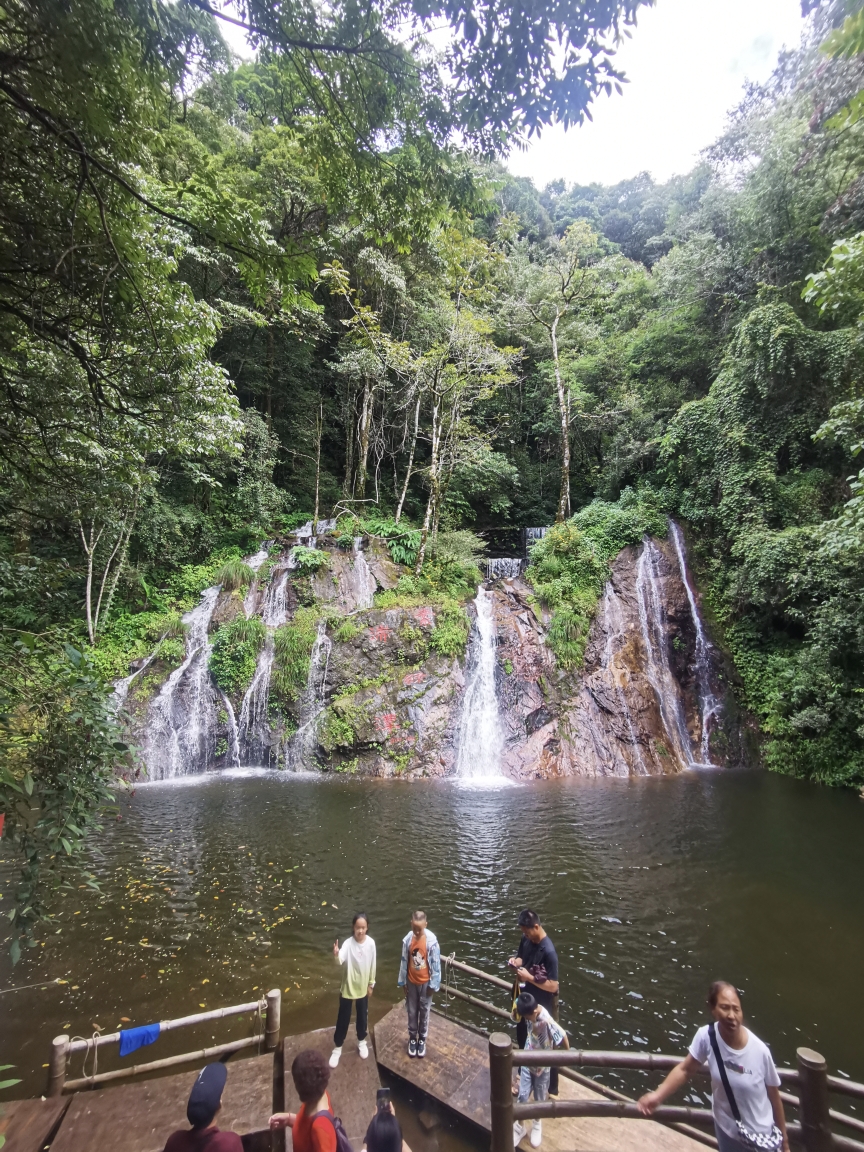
left=49, top=1051, right=273, bottom=1152
left=281, top=1027, right=381, bottom=1150
left=518, top=1069, right=711, bottom=1152
left=373, top=1004, right=492, bottom=1132
left=0, top=1097, right=69, bottom=1152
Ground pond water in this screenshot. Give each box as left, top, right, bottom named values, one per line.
left=1, top=768, right=863, bottom=1121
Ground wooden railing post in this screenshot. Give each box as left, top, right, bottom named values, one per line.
left=798, top=1047, right=832, bottom=1152
left=48, top=1034, right=69, bottom=1097
left=490, top=1032, right=514, bottom=1152
left=266, top=989, right=281, bottom=1052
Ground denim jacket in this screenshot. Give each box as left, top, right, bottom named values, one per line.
left=397, top=928, right=441, bottom=991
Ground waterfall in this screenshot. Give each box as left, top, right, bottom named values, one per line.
left=112, top=649, right=157, bottom=709
left=243, top=549, right=271, bottom=617
left=221, top=690, right=241, bottom=768
left=284, top=619, right=332, bottom=771
left=486, top=557, right=526, bottom=580
left=349, top=538, right=377, bottom=611
left=143, top=585, right=221, bottom=779
left=669, top=521, right=721, bottom=763
left=635, top=538, right=707, bottom=770
left=599, top=582, right=649, bottom=776
left=237, top=563, right=293, bottom=764
left=455, top=587, right=510, bottom=784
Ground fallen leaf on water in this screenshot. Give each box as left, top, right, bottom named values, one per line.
left=321, top=901, right=327, bottom=906
left=199, top=1003, right=205, bottom=1007
left=121, top=1017, right=130, bottom=1022
left=202, top=979, right=209, bottom=984
left=332, top=904, right=338, bottom=909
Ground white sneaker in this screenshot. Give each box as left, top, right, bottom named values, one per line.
left=513, top=1122, right=526, bottom=1147
left=358, top=1039, right=369, bottom=1059
left=328, top=1047, right=342, bottom=1068
left=530, top=1121, right=542, bottom=1148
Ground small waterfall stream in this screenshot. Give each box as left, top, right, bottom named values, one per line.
left=237, top=561, right=294, bottom=765
left=600, top=582, right=649, bottom=775
left=669, top=521, right=721, bottom=762
left=455, top=587, right=510, bottom=783
left=144, top=585, right=221, bottom=780
left=284, top=619, right=332, bottom=771
left=635, top=535, right=713, bottom=769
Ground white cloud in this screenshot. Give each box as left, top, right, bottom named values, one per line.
left=506, top=0, right=807, bottom=190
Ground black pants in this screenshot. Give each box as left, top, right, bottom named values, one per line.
left=517, top=1002, right=559, bottom=1096
left=334, top=994, right=368, bottom=1047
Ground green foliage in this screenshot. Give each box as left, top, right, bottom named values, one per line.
left=527, top=489, right=668, bottom=667
left=209, top=616, right=266, bottom=697
left=215, top=558, right=256, bottom=592
left=272, top=608, right=321, bottom=702
left=429, top=601, right=471, bottom=658
left=333, top=618, right=362, bottom=643
left=362, top=518, right=422, bottom=568
left=0, top=638, right=124, bottom=961
left=291, top=546, right=331, bottom=574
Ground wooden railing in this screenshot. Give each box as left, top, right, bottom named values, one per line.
left=47, top=989, right=281, bottom=1095
left=440, top=954, right=864, bottom=1152
left=489, top=1034, right=864, bottom=1152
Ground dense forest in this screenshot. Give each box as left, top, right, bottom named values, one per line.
left=3, top=0, right=864, bottom=953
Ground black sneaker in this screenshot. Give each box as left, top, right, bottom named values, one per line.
left=417, top=1038, right=427, bottom=1058
left=408, top=1038, right=417, bottom=1057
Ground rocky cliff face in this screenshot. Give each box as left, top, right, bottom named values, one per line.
left=120, top=526, right=745, bottom=781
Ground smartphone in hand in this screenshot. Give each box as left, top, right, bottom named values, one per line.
left=376, top=1088, right=391, bottom=1112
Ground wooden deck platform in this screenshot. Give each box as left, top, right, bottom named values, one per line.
left=0, top=1097, right=69, bottom=1152
left=47, top=1050, right=274, bottom=1152
left=373, top=1005, right=706, bottom=1152
left=280, top=1026, right=381, bottom=1150
left=374, top=1005, right=492, bottom=1131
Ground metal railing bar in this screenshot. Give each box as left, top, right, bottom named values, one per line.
left=444, top=956, right=514, bottom=992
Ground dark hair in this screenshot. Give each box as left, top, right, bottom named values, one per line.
left=411, top=910, right=427, bottom=922
left=366, top=1108, right=403, bottom=1152
left=517, top=909, right=540, bottom=928
left=516, top=991, right=537, bottom=1017
left=353, top=912, right=369, bottom=927
left=291, top=1048, right=331, bottom=1104
left=707, top=981, right=740, bottom=1009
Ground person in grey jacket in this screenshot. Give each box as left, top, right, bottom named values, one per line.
left=396, top=911, right=441, bottom=1058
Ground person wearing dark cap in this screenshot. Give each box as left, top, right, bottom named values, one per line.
left=162, top=1062, right=243, bottom=1151
left=507, top=909, right=561, bottom=1097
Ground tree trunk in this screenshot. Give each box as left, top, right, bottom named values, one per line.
left=342, top=387, right=356, bottom=497
left=551, top=310, right=571, bottom=522
left=395, top=392, right=422, bottom=524
left=415, top=396, right=441, bottom=573
left=356, top=376, right=374, bottom=499
left=313, top=401, right=323, bottom=532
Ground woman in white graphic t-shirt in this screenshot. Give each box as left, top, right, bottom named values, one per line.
left=638, top=981, right=790, bottom=1152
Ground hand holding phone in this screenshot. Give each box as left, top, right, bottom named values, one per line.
left=376, top=1088, right=391, bottom=1112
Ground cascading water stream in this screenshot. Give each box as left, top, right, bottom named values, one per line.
left=237, top=560, right=294, bottom=764
left=600, top=582, right=649, bottom=775
left=669, top=521, right=721, bottom=762
left=635, top=538, right=706, bottom=770
left=243, top=549, right=271, bottom=618
left=112, top=649, right=157, bottom=709
left=144, top=585, right=221, bottom=779
left=486, top=557, right=525, bottom=580
left=350, top=538, right=377, bottom=611
left=284, top=619, right=332, bottom=771
left=455, top=587, right=510, bottom=784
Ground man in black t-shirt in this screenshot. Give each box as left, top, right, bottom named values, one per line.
left=508, top=908, right=561, bottom=1097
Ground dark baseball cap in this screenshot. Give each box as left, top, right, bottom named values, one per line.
left=187, top=1062, right=227, bottom=1129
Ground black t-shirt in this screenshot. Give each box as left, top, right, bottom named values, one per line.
left=515, top=933, right=559, bottom=1011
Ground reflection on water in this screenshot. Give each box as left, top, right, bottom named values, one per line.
left=1, top=770, right=863, bottom=1105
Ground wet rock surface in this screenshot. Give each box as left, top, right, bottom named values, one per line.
left=120, top=526, right=744, bottom=781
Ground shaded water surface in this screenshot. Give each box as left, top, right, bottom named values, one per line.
left=1, top=770, right=863, bottom=1107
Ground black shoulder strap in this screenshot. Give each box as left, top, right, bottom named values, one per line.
left=708, top=1022, right=741, bottom=1122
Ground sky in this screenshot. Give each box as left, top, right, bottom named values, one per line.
left=506, top=0, right=807, bottom=190
left=217, top=0, right=809, bottom=191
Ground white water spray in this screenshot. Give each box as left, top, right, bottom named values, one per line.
left=669, top=520, right=721, bottom=762
left=144, top=585, right=221, bottom=779
left=284, top=619, right=332, bottom=771
left=455, top=587, right=510, bottom=783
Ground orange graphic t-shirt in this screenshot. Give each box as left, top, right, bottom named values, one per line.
left=407, top=932, right=430, bottom=984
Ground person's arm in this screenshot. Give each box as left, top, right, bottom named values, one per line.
left=768, top=1085, right=790, bottom=1152
left=397, top=937, right=407, bottom=988
left=269, top=1112, right=297, bottom=1129
left=638, top=1055, right=704, bottom=1115
left=517, top=967, right=560, bottom=994
left=368, top=939, right=377, bottom=997
left=429, top=936, right=441, bottom=992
